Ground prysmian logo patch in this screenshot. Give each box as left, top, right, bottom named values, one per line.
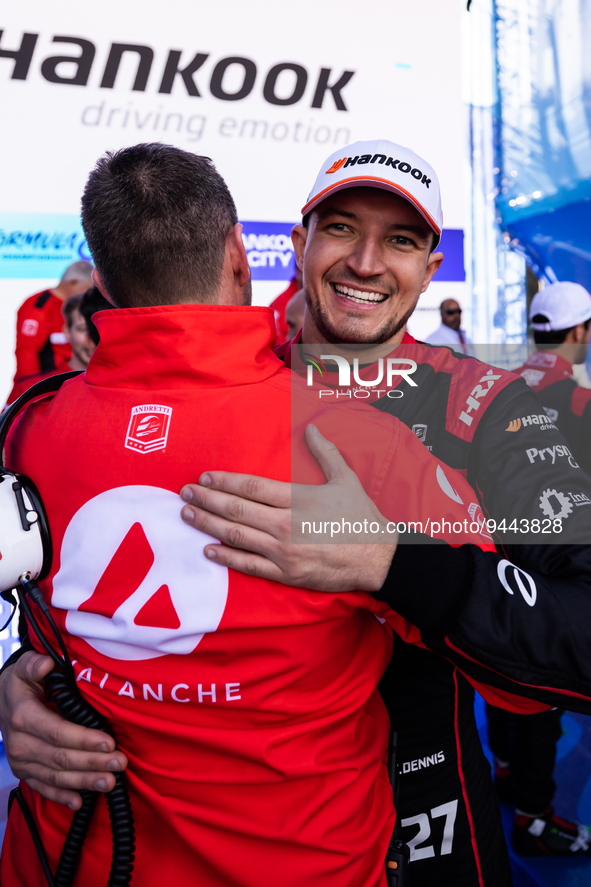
left=125, top=405, right=172, bottom=454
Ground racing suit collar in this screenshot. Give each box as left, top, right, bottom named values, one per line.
left=85, top=303, right=283, bottom=390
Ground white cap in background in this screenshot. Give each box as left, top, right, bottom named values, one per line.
left=530, top=282, right=591, bottom=331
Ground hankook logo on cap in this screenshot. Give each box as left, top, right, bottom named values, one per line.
left=324, top=154, right=432, bottom=186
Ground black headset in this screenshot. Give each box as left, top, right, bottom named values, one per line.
left=0, top=373, right=135, bottom=887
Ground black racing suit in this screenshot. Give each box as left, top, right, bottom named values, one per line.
left=369, top=338, right=591, bottom=886
left=280, top=334, right=591, bottom=886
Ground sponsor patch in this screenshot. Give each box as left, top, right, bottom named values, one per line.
left=539, top=488, right=573, bottom=520
left=521, top=368, right=546, bottom=387
left=526, top=352, right=558, bottom=369
left=21, top=318, right=39, bottom=336
left=411, top=423, right=428, bottom=442
left=125, top=405, right=172, bottom=454
left=497, top=559, right=537, bottom=606
left=526, top=444, right=579, bottom=469
left=505, top=414, right=557, bottom=432
left=567, top=491, right=591, bottom=507
left=459, top=369, right=502, bottom=427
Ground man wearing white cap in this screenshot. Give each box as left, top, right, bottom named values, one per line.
left=516, top=281, right=591, bottom=473
left=4, top=142, right=591, bottom=885
left=484, top=281, right=591, bottom=857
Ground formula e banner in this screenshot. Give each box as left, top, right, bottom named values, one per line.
left=0, top=214, right=298, bottom=281
left=0, top=214, right=464, bottom=282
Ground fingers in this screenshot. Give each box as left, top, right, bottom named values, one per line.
left=304, top=425, right=357, bottom=485
left=186, top=471, right=291, bottom=508
left=181, top=484, right=288, bottom=536
left=19, top=758, right=120, bottom=794
left=202, top=544, right=285, bottom=581
left=9, top=693, right=118, bottom=754
left=181, top=503, right=286, bottom=556
left=25, top=778, right=85, bottom=811
left=21, top=652, right=55, bottom=685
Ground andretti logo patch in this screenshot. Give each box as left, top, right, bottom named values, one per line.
left=125, top=405, right=172, bottom=454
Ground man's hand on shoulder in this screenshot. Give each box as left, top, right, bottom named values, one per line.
left=0, top=652, right=127, bottom=810
left=180, top=424, right=397, bottom=592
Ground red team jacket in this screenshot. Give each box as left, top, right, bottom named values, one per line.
left=3, top=305, right=502, bottom=887
left=13, top=290, right=71, bottom=381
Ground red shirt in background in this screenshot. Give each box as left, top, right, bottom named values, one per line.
left=13, top=290, right=71, bottom=381
left=269, top=277, right=299, bottom=345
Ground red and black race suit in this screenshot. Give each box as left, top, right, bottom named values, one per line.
left=514, top=350, right=591, bottom=475
left=281, top=334, right=591, bottom=887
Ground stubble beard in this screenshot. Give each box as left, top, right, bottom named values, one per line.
left=305, top=289, right=416, bottom=346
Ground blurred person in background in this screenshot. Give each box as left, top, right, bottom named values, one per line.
left=425, top=298, right=470, bottom=352
left=12, top=261, right=94, bottom=382
left=484, top=280, right=591, bottom=856
left=269, top=265, right=303, bottom=344
left=516, top=281, right=591, bottom=474
left=284, top=287, right=305, bottom=342
left=5, top=286, right=112, bottom=406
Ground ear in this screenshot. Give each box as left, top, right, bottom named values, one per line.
left=292, top=225, right=307, bottom=275
left=573, top=322, right=587, bottom=344
left=91, top=268, right=115, bottom=305
left=421, top=251, right=444, bottom=293
left=227, top=223, right=251, bottom=287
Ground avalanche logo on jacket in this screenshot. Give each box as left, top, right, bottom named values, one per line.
left=52, top=485, right=228, bottom=661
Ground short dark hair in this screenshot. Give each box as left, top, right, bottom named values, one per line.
left=532, top=314, right=591, bottom=346
left=62, top=293, right=84, bottom=328
left=79, top=285, right=115, bottom=345
left=81, top=143, right=238, bottom=308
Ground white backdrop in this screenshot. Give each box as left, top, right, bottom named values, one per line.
left=0, top=0, right=466, bottom=402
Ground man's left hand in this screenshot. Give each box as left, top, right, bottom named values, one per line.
left=180, top=424, right=396, bottom=592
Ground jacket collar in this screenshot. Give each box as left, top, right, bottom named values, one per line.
left=86, top=304, right=283, bottom=389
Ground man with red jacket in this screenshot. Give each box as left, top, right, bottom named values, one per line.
left=6, top=289, right=102, bottom=406
left=12, top=261, right=94, bottom=382
left=1, top=143, right=499, bottom=887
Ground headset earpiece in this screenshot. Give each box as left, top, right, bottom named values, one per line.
left=0, top=372, right=80, bottom=593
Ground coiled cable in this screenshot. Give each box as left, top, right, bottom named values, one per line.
left=12, top=576, right=135, bottom=887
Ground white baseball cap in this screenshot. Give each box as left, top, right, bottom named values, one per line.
left=301, top=139, right=443, bottom=246
left=529, top=282, right=591, bottom=331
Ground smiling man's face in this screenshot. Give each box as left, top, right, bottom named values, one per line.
left=293, top=187, right=443, bottom=346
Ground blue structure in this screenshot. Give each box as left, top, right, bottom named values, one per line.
left=494, top=0, right=591, bottom=289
